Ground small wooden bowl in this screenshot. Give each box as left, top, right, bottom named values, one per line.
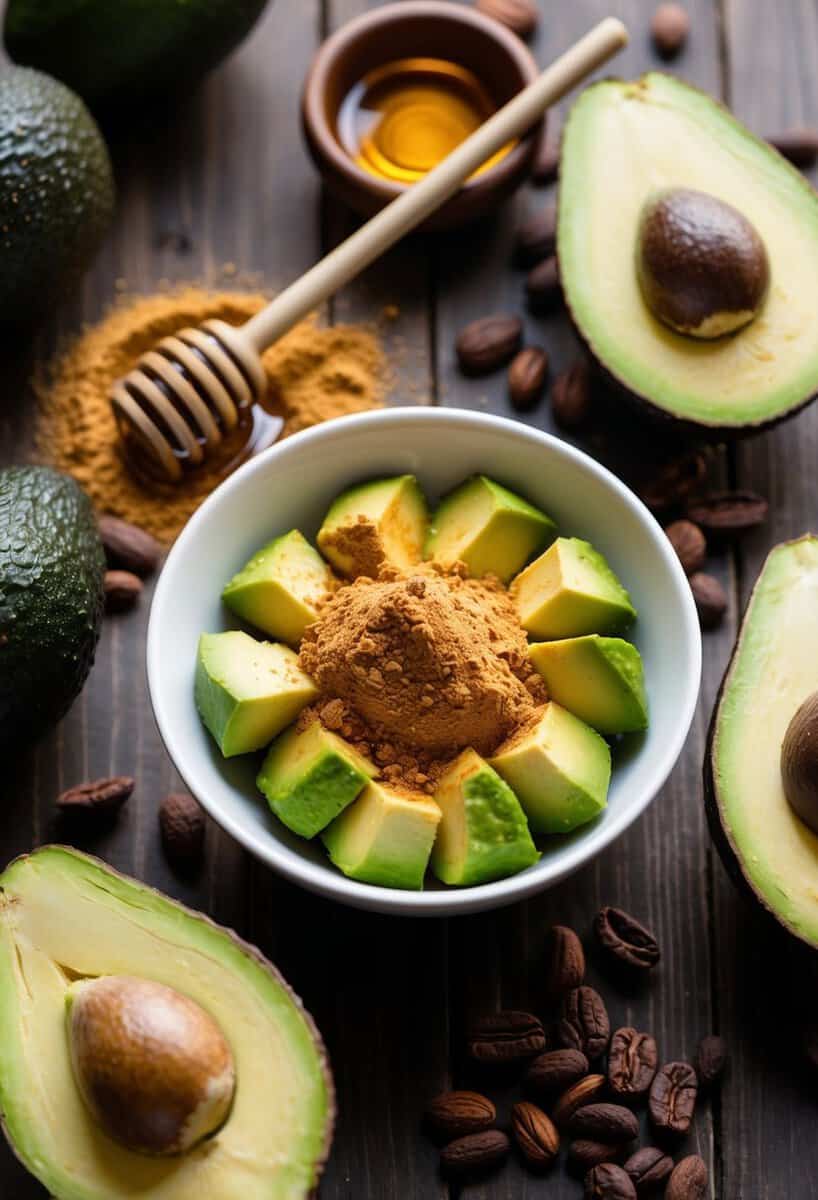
left=302, top=0, right=543, bottom=231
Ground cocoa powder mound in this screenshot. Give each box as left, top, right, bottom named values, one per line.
left=300, top=565, right=546, bottom=793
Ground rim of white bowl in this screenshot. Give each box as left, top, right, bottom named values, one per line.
left=147, top=408, right=702, bottom=916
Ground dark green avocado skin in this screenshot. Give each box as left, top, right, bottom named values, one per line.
left=0, top=66, right=114, bottom=324
left=0, top=467, right=105, bottom=752
left=4, top=0, right=270, bottom=110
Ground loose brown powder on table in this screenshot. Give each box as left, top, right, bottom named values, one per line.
left=33, top=288, right=386, bottom=543
left=299, top=565, right=547, bottom=794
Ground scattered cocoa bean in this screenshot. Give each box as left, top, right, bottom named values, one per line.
left=584, top=1161, right=637, bottom=1198
left=511, top=1100, right=559, bottom=1169
left=552, top=362, right=593, bottom=429
left=526, top=1048, right=589, bottom=1095
left=651, top=3, right=690, bottom=58
left=425, top=1090, right=496, bottom=1141
left=569, top=1140, right=623, bottom=1173
left=686, top=490, right=768, bottom=536
left=569, top=1103, right=639, bottom=1144
left=514, top=205, right=557, bottom=266
left=57, top=776, right=134, bottom=816
left=623, top=1146, right=674, bottom=1194
left=689, top=572, right=728, bottom=630
left=594, top=906, right=661, bottom=970
left=526, top=256, right=562, bottom=311
left=466, top=1010, right=546, bottom=1064
left=104, top=569, right=143, bottom=613
left=666, top=1154, right=708, bottom=1200
left=509, top=346, right=549, bottom=411
left=664, top=519, right=707, bottom=575
left=552, top=1074, right=607, bottom=1128
left=476, top=0, right=538, bottom=38
left=546, top=924, right=586, bottom=994
left=694, top=1035, right=727, bottom=1088
left=640, top=451, right=707, bottom=512
left=559, top=986, right=611, bottom=1059
left=98, top=514, right=161, bottom=576
left=159, top=792, right=206, bottom=866
left=649, top=1061, right=698, bottom=1135
left=456, top=314, right=523, bottom=375
left=608, top=1028, right=659, bottom=1100
left=440, top=1129, right=510, bottom=1177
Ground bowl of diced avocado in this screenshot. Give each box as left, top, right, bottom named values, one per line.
left=147, top=408, right=701, bottom=915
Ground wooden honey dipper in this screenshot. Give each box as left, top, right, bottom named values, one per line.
left=111, top=18, right=628, bottom=483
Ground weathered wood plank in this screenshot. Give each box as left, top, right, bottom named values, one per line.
left=715, top=2, right=818, bottom=1197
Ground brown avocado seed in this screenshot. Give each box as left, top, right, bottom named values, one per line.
left=781, top=692, right=818, bottom=835
left=636, top=187, right=770, bottom=339
left=66, top=975, right=236, bottom=1156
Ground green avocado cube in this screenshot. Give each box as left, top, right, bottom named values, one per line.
left=317, top=475, right=428, bottom=578
left=322, top=781, right=441, bottom=890
left=512, top=537, right=636, bottom=640
left=431, top=748, right=539, bottom=887
left=530, top=635, right=648, bottom=734
left=257, top=720, right=377, bottom=838
left=195, top=631, right=318, bottom=758
left=489, top=703, right=610, bottom=834
left=425, top=475, right=556, bottom=583
left=222, top=529, right=335, bottom=645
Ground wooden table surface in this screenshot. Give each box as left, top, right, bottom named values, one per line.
left=3, top=1, right=818, bottom=1196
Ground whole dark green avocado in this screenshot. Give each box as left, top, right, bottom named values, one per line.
left=0, top=467, right=106, bottom=751
left=0, top=67, right=114, bottom=323
left=4, top=0, right=270, bottom=110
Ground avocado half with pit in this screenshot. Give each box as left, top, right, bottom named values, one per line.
left=559, top=73, right=818, bottom=433
left=705, top=536, right=818, bottom=947
left=0, top=846, right=334, bottom=1198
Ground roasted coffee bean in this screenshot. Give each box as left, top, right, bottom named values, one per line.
left=689, top=572, right=728, bottom=631
left=511, top=1100, right=559, bottom=1169
left=476, top=0, right=538, bottom=38
left=650, top=3, right=690, bottom=58
left=527, top=1047, right=589, bottom=1094
left=594, top=907, right=661, bottom=970
left=515, top=205, right=557, bottom=266
left=640, top=451, right=707, bottom=512
left=664, top=519, right=707, bottom=576
left=98, top=514, right=162, bottom=576
left=769, top=127, right=818, bottom=167
left=666, top=1154, right=708, bottom=1200
left=456, top=314, right=523, bottom=375
left=569, top=1103, right=639, bottom=1144
left=608, top=1027, right=659, bottom=1099
left=509, top=347, right=549, bottom=411
left=546, top=924, right=586, bottom=994
left=467, top=1010, right=546, bottom=1064
left=686, top=490, right=768, bottom=536
left=440, top=1129, right=510, bottom=1177
left=425, top=1091, right=496, bottom=1140
left=559, top=987, right=611, bottom=1059
left=569, top=1139, right=623, bottom=1172
left=159, top=792, right=206, bottom=867
left=552, top=1074, right=607, bottom=1127
left=649, top=1061, right=698, bottom=1135
left=104, top=569, right=143, bottom=613
left=584, top=1161, right=638, bottom=1199
left=623, top=1146, right=674, bottom=1194
left=551, top=362, right=593, bottom=430
left=532, top=136, right=560, bottom=184
left=526, top=256, right=562, bottom=311
left=57, top=776, right=135, bottom=815
left=694, top=1035, right=727, bottom=1088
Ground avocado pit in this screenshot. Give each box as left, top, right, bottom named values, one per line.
left=66, top=975, right=236, bottom=1156
left=781, top=691, right=818, bottom=835
left=636, top=187, right=770, bottom=339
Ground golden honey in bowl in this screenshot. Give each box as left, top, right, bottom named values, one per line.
left=336, top=56, right=514, bottom=183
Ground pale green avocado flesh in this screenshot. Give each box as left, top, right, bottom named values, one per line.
left=431, top=749, right=539, bottom=886
left=316, top=475, right=428, bottom=578
left=322, top=781, right=441, bottom=890
left=222, top=530, right=334, bottom=646
left=710, top=536, right=818, bottom=945
left=257, top=720, right=376, bottom=838
left=490, top=703, right=610, bottom=834
left=195, top=631, right=317, bottom=757
left=559, top=73, right=818, bottom=427
left=530, top=635, right=648, bottom=735
left=0, top=846, right=333, bottom=1200
left=425, top=475, right=556, bottom=583
left=512, top=537, right=635, bottom=640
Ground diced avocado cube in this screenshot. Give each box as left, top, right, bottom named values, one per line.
left=512, top=537, right=636, bottom=640
left=195, top=631, right=317, bottom=758
left=430, top=748, right=539, bottom=887
left=425, top=475, right=556, bottom=583
left=257, top=720, right=377, bottom=838
left=530, top=635, right=648, bottom=735
left=222, top=529, right=335, bottom=645
left=489, top=703, right=610, bottom=834
left=322, top=780, right=441, bottom=890
left=317, top=475, right=428, bottom=578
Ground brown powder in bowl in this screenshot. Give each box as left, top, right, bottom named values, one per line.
left=33, top=287, right=386, bottom=542
left=299, top=564, right=547, bottom=793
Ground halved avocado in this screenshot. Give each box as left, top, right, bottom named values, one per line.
left=705, top=536, right=818, bottom=947
left=0, top=845, right=334, bottom=1198
left=559, top=73, right=818, bottom=432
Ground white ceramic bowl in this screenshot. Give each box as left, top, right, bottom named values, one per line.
left=147, top=409, right=701, bottom=916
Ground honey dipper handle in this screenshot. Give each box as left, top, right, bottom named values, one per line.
left=241, top=17, right=628, bottom=352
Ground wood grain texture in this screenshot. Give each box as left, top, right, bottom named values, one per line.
left=1, top=0, right=817, bottom=1197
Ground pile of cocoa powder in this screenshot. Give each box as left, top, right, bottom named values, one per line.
left=299, top=563, right=546, bottom=794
